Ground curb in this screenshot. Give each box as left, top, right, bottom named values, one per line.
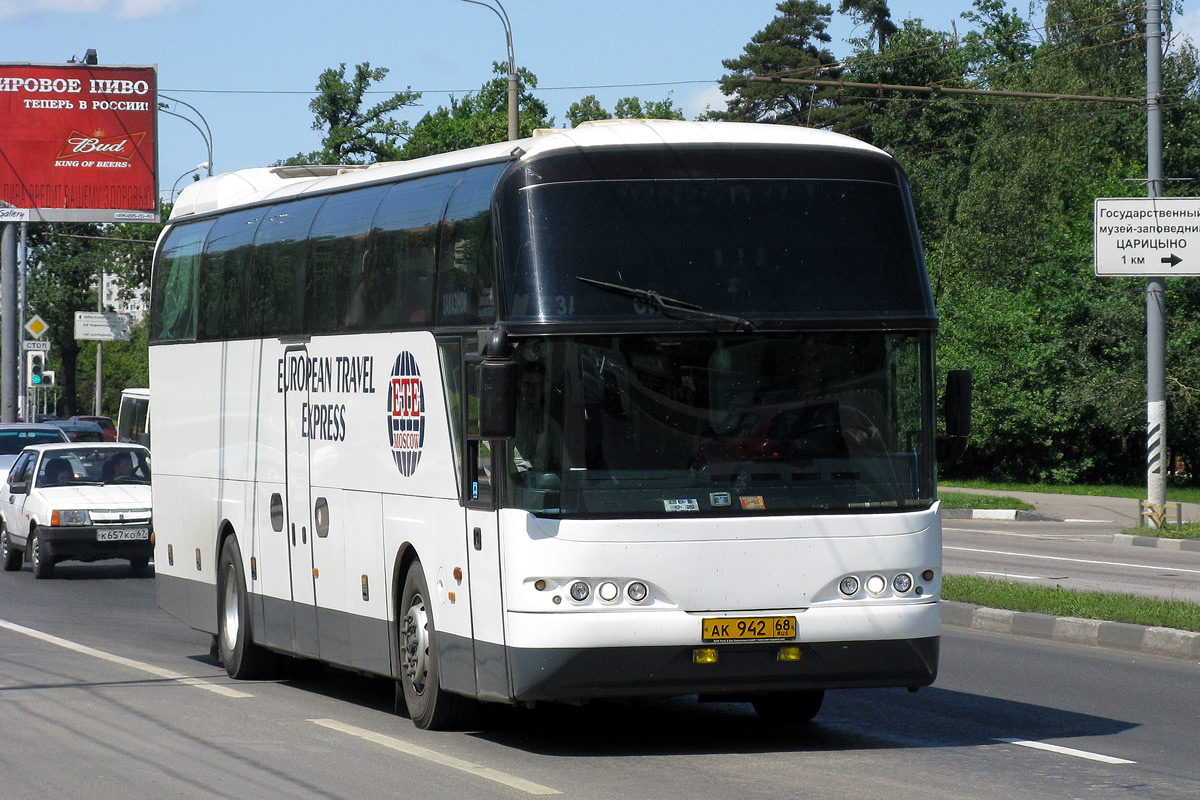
left=942, top=601, right=1200, bottom=661
left=943, top=508, right=1062, bottom=522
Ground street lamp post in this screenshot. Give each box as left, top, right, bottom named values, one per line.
left=459, top=0, right=518, bottom=141
left=159, top=94, right=215, bottom=176
left=170, top=163, right=210, bottom=201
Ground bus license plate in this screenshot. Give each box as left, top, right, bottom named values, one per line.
left=701, top=616, right=797, bottom=642
left=96, top=528, right=149, bottom=541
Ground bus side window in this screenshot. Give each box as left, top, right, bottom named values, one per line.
left=151, top=218, right=213, bottom=343
left=306, top=184, right=388, bottom=333
left=367, top=174, right=458, bottom=329
left=200, top=207, right=262, bottom=340
left=438, top=164, right=505, bottom=327
left=250, top=197, right=324, bottom=337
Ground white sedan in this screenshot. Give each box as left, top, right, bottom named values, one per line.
left=0, top=443, right=152, bottom=578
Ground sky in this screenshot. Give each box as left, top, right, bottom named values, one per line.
left=2, top=0, right=1198, bottom=205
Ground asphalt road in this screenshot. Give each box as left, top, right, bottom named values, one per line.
left=1, top=561, right=1198, bottom=799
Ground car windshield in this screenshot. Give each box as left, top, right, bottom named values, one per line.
left=0, top=430, right=63, bottom=454
left=37, top=448, right=151, bottom=487
left=496, top=332, right=934, bottom=519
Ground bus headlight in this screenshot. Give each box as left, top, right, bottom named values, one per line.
left=598, top=581, right=619, bottom=602
left=839, top=576, right=860, bottom=596
left=865, top=575, right=887, bottom=596
left=893, top=573, right=914, bottom=594
left=626, top=581, right=648, bottom=602
left=569, top=581, right=590, bottom=602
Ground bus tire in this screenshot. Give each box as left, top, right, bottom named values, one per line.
left=752, top=689, right=825, bottom=723
left=30, top=528, right=54, bottom=579
left=217, top=535, right=278, bottom=679
left=398, top=559, right=473, bottom=730
left=1, top=526, right=21, bottom=571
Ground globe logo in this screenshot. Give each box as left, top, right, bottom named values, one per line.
left=387, top=351, right=425, bottom=476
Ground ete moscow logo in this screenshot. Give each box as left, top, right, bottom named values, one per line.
left=388, top=352, right=425, bottom=477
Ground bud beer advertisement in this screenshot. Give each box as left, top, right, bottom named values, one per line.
left=0, top=63, right=159, bottom=222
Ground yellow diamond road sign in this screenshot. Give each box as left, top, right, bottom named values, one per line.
left=25, top=315, right=48, bottom=339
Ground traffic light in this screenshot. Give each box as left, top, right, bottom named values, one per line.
left=41, top=371, right=55, bottom=388
left=26, top=352, right=44, bottom=387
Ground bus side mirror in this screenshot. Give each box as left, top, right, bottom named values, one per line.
left=937, top=370, right=972, bottom=462
left=479, top=359, right=518, bottom=440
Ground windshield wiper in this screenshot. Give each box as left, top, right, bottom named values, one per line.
left=576, top=276, right=757, bottom=331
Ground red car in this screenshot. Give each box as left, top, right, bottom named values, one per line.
left=69, top=415, right=117, bottom=442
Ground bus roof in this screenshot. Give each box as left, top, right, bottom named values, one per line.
left=168, top=120, right=887, bottom=220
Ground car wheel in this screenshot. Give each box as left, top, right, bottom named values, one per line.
left=216, top=535, right=278, bottom=679
left=1, top=526, right=21, bottom=572
left=752, top=689, right=825, bottom=723
left=398, top=559, right=475, bottom=730
left=30, top=528, right=54, bottom=579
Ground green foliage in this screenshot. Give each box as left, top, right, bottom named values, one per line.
left=280, top=62, right=420, bottom=165
left=401, top=64, right=551, bottom=159
left=566, top=93, right=686, bottom=127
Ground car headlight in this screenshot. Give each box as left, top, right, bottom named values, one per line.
left=51, top=510, right=91, bottom=526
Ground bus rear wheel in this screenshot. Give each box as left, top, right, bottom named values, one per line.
left=217, top=535, right=278, bottom=679
left=398, top=559, right=474, bottom=730
left=752, top=689, right=825, bottom=723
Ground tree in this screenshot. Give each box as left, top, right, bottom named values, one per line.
left=401, top=64, right=550, bottom=159
left=707, top=0, right=840, bottom=126
left=838, top=0, right=897, bottom=54
left=566, top=93, right=686, bottom=127
left=280, top=62, right=420, bottom=165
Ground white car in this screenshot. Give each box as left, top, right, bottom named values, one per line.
left=0, top=443, right=152, bottom=578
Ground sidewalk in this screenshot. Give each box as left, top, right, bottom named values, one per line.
left=940, top=485, right=1200, bottom=533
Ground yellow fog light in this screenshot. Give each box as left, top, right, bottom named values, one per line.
left=693, top=648, right=719, bottom=664
left=777, top=646, right=802, bottom=662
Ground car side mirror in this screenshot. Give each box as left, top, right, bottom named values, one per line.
left=9, top=480, right=28, bottom=494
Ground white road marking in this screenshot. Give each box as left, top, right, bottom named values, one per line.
left=977, top=571, right=1045, bottom=581
left=311, top=718, right=561, bottom=796
left=944, top=546, right=1200, bottom=576
left=994, top=737, right=1136, bottom=764
left=0, top=617, right=252, bottom=698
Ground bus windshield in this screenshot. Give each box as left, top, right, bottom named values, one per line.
left=500, top=169, right=932, bottom=324
left=503, top=331, right=934, bottom=518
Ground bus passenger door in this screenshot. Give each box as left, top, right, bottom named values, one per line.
left=284, top=346, right=320, bottom=657
left=464, top=355, right=509, bottom=701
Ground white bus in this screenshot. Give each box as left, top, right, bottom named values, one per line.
left=150, top=120, right=970, bottom=729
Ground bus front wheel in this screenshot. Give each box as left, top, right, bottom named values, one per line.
left=217, top=535, right=278, bottom=679
left=398, top=559, right=473, bottom=730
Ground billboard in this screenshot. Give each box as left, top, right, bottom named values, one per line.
left=0, top=63, right=159, bottom=223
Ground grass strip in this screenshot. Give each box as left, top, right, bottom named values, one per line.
left=943, top=575, right=1200, bottom=633
left=1120, top=522, right=1200, bottom=540
left=941, top=479, right=1200, bottom=505
left=938, top=491, right=1034, bottom=511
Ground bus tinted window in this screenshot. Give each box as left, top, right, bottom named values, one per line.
left=307, top=184, right=389, bottom=333
left=200, top=206, right=264, bottom=339
left=152, top=218, right=214, bottom=342
left=439, top=164, right=505, bottom=326
left=366, top=173, right=458, bottom=329
left=249, top=197, right=324, bottom=337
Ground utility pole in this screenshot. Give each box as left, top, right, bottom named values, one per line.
left=1, top=223, right=16, bottom=422
left=1145, top=0, right=1166, bottom=515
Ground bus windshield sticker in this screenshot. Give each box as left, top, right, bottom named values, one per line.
left=739, top=496, right=766, bottom=511
left=663, top=498, right=699, bottom=512
left=709, top=493, right=732, bottom=507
